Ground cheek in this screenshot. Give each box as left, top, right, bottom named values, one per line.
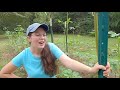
left=45, top=38, right=47, bottom=41
left=29, top=38, right=38, bottom=43
left=45, top=38, right=47, bottom=42
left=32, top=38, right=39, bottom=43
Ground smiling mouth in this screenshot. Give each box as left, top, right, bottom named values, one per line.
left=39, top=41, right=45, bottom=45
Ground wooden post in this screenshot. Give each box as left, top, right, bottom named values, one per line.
left=50, top=15, right=54, bottom=43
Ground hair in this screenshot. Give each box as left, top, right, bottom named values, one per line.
left=41, top=44, right=57, bottom=76
left=28, top=32, right=57, bottom=77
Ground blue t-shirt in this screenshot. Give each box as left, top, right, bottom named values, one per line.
left=12, top=42, right=64, bottom=78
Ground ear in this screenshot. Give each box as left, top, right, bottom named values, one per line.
left=27, top=36, right=31, bottom=43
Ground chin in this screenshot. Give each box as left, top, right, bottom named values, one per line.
left=39, top=46, right=44, bottom=49
left=38, top=45, right=45, bottom=49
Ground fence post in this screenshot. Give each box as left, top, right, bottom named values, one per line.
left=98, top=12, right=109, bottom=78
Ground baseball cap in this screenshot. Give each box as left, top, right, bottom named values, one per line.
left=26, top=23, right=49, bottom=36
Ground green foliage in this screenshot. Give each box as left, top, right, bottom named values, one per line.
left=5, top=25, right=29, bottom=53
left=57, top=66, right=82, bottom=78
left=109, top=59, right=120, bottom=77
left=109, top=12, right=120, bottom=33
left=0, top=12, right=120, bottom=36
left=0, top=12, right=30, bottom=34
left=34, top=12, right=49, bottom=24
left=1, top=34, right=120, bottom=78
left=117, top=37, right=120, bottom=58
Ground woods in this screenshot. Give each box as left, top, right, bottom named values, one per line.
left=0, top=12, right=120, bottom=35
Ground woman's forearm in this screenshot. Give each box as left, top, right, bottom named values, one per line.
left=0, top=61, right=21, bottom=78
left=0, top=73, right=21, bottom=78
left=64, top=59, right=92, bottom=74
left=59, top=54, right=92, bottom=74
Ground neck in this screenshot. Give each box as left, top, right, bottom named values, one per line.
left=30, top=46, right=42, bottom=57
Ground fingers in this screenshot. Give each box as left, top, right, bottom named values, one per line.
left=103, top=69, right=110, bottom=77
left=103, top=73, right=109, bottom=77
left=103, top=62, right=111, bottom=77
left=103, top=70, right=109, bottom=74
left=98, top=65, right=106, bottom=71
left=106, top=62, right=110, bottom=68
left=94, top=62, right=110, bottom=74
left=98, top=62, right=110, bottom=71
left=98, top=65, right=110, bottom=77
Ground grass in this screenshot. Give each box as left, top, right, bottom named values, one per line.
left=0, top=34, right=120, bottom=78
left=0, top=38, right=11, bottom=67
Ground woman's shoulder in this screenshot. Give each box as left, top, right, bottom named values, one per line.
left=47, top=42, right=57, bottom=49
left=16, top=47, right=31, bottom=58
left=20, top=47, right=30, bottom=54
left=48, top=42, right=55, bottom=46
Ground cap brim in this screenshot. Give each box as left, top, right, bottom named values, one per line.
left=39, top=24, right=49, bottom=32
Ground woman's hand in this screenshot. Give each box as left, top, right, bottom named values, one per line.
left=90, top=62, right=110, bottom=77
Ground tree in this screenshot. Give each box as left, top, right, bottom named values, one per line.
left=109, top=12, right=120, bottom=33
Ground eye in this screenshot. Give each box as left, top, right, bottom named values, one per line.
left=43, top=34, right=46, bottom=36
left=35, top=33, right=40, bottom=36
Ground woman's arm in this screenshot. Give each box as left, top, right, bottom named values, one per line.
left=0, top=61, right=21, bottom=78
left=59, top=54, right=106, bottom=74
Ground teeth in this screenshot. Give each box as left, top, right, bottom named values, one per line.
left=39, top=42, right=44, bottom=44
left=38, top=41, right=44, bottom=44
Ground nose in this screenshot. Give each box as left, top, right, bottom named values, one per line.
left=39, top=35, right=45, bottom=39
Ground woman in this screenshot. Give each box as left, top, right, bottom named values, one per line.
left=0, top=23, right=110, bottom=78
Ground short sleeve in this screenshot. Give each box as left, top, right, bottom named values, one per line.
left=11, top=50, right=25, bottom=67
left=48, top=43, right=64, bottom=59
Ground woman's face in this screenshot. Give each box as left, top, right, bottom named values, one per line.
left=28, top=27, right=47, bottom=49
